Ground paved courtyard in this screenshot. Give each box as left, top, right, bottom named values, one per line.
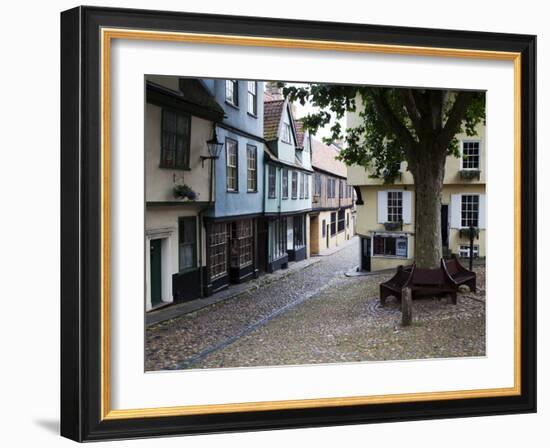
left=146, top=239, right=486, bottom=371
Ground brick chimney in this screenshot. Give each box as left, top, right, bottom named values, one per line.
left=265, top=83, right=284, bottom=101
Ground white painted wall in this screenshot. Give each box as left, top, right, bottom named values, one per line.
left=145, top=103, right=213, bottom=202
left=145, top=206, right=205, bottom=310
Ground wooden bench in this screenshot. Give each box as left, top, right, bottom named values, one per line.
left=380, top=263, right=460, bottom=325
left=441, top=255, right=477, bottom=292
left=405, top=265, right=458, bottom=305
left=379, top=265, right=413, bottom=306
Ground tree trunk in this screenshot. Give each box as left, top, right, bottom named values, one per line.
left=410, top=147, right=446, bottom=269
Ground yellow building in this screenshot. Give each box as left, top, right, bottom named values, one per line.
left=347, top=123, right=486, bottom=272
left=308, top=137, right=355, bottom=255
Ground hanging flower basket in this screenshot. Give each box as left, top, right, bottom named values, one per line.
left=173, top=184, right=198, bottom=201
left=459, top=227, right=479, bottom=239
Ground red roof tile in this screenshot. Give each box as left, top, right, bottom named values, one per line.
left=263, top=99, right=285, bottom=141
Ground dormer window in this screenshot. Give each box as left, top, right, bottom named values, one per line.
left=282, top=120, right=291, bottom=143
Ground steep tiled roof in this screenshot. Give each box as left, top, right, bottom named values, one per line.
left=294, top=120, right=305, bottom=149
left=311, top=138, right=347, bottom=178
left=263, top=99, right=285, bottom=141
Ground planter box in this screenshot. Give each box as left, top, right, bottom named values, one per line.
left=384, top=222, right=403, bottom=231
left=459, top=169, right=481, bottom=180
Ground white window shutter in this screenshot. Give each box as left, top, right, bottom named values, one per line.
left=450, top=194, right=462, bottom=229
left=478, top=194, right=486, bottom=229
left=377, top=191, right=388, bottom=223
left=402, top=191, right=412, bottom=224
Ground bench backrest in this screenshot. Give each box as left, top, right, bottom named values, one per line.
left=395, top=268, right=411, bottom=284
left=444, top=259, right=460, bottom=276
left=411, top=268, right=445, bottom=286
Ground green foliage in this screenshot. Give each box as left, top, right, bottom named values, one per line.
left=173, top=184, right=198, bottom=200
left=282, top=84, right=485, bottom=183
left=459, top=169, right=481, bottom=180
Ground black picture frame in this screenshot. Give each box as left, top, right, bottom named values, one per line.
left=61, top=6, right=536, bottom=442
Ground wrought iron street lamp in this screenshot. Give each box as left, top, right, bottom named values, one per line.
left=201, top=127, right=223, bottom=167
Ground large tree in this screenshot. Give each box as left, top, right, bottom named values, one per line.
left=282, top=84, right=485, bottom=268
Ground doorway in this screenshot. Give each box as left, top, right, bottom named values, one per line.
left=257, top=219, right=268, bottom=272
left=361, top=237, right=371, bottom=272
left=441, top=204, right=449, bottom=249
left=310, top=215, right=319, bottom=255
left=150, top=239, right=162, bottom=307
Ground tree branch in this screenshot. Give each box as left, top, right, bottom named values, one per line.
left=366, top=89, right=417, bottom=157
left=400, top=89, right=423, bottom=136
left=411, top=89, right=430, bottom=116
left=437, top=91, right=474, bottom=148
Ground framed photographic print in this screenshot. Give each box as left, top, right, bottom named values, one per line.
left=60, top=6, right=536, bottom=442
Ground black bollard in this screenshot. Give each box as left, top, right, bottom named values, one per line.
left=469, top=225, right=475, bottom=271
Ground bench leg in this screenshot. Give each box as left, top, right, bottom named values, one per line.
left=469, top=278, right=477, bottom=293
left=380, top=287, right=386, bottom=307
left=401, top=287, right=413, bottom=326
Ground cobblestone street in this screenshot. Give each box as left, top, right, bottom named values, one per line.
left=146, top=239, right=486, bottom=371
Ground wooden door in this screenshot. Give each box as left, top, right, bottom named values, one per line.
left=310, top=216, right=319, bottom=255
left=150, top=239, right=162, bottom=307
left=362, top=237, right=371, bottom=272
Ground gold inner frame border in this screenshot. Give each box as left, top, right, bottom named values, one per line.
left=99, top=27, right=522, bottom=421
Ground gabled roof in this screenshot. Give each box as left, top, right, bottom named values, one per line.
left=263, top=99, right=285, bottom=141
left=311, top=138, right=348, bottom=178
left=294, top=120, right=305, bottom=149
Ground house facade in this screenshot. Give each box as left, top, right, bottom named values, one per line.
left=261, top=96, right=313, bottom=272
left=144, top=76, right=265, bottom=310
left=145, top=76, right=226, bottom=311
left=309, top=138, right=355, bottom=255
left=347, top=117, right=486, bottom=272
left=201, top=79, right=266, bottom=294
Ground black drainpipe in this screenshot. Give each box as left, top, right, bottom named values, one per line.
left=199, top=136, right=217, bottom=297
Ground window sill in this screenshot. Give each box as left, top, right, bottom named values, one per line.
left=232, top=262, right=253, bottom=269
left=372, top=255, right=409, bottom=259
left=247, top=112, right=258, bottom=118
left=158, top=165, right=190, bottom=171
left=271, top=253, right=288, bottom=262
left=225, top=100, right=240, bottom=110
left=178, top=267, right=200, bottom=274
left=226, top=190, right=240, bottom=194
